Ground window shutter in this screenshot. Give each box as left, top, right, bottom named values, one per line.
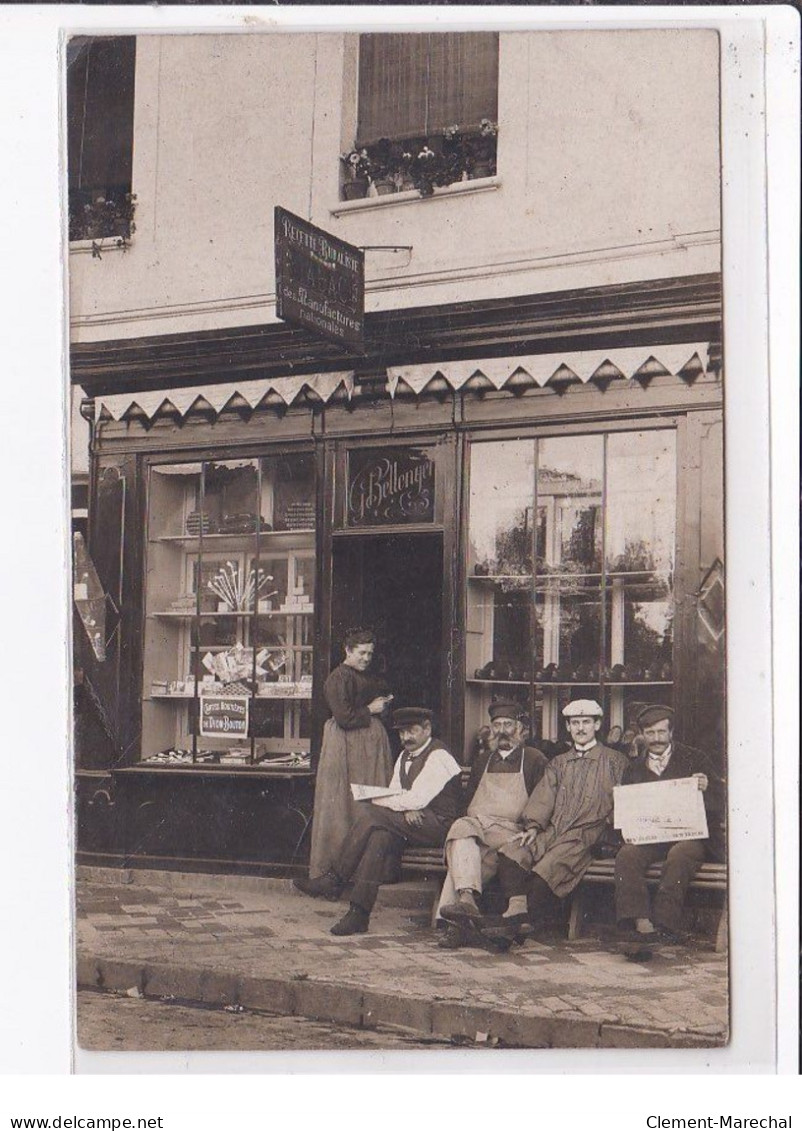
left=427, top=33, right=499, bottom=134
left=356, top=32, right=498, bottom=147
left=67, top=37, right=136, bottom=194
left=356, top=34, right=430, bottom=145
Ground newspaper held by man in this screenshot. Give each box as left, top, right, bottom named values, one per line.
left=614, top=777, right=709, bottom=844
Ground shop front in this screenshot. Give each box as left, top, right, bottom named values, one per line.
left=73, top=275, right=725, bottom=874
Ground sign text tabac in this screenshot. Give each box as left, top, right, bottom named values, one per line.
left=274, top=207, right=364, bottom=351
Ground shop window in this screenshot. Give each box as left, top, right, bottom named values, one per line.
left=67, top=36, right=136, bottom=241
left=342, top=33, right=499, bottom=199
left=142, top=453, right=316, bottom=770
left=466, top=430, right=676, bottom=752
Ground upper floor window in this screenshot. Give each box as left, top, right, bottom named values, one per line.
left=67, top=36, right=136, bottom=242
left=342, top=33, right=499, bottom=200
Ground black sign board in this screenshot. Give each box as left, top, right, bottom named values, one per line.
left=347, top=447, right=436, bottom=527
left=274, top=207, right=365, bottom=351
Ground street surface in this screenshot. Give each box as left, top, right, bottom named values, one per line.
left=77, top=990, right=458, bottom=1052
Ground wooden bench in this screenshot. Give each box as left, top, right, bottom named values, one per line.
left=401, top=848, right=728, bottom=952
left=401, top=847, right=447, bottom=875
left=569, top=859, right=728, bottom=953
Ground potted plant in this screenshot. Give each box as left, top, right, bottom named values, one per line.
left=469, top=119, right=498, bottom=179
left=394, top=148, right=416, bottom=192
left=442, top=124, right=474, bottom=184
left=368, top=137, right=397, bottom=196
left=410, top=143, right=448, bottom=197
left=69, top=192, right=137, bottom=244
left=340, top=148, right=372, bottom=200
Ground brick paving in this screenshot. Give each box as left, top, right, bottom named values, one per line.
left=75, top=870, right=728, bottom=1049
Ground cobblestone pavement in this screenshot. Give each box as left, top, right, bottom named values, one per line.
left=76, top=874, right=728, bottom=1048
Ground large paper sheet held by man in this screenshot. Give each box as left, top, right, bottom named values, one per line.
left=614, top=777, right=708, bottom=844
left=350, top=784, right=403, bottom=802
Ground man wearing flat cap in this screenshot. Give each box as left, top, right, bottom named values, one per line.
left=484, top=699, right=628, bottom=941
left=294, top=707, right=463, bottom=936
left=436, top=700, right=549, bottom=949
left=614, top=704, right=725, bottom=948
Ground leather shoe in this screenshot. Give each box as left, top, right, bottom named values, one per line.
left=437, top=923, right=467, bottom=950
left=479, top=915, right=529, bottom=945
left=439, top=900, right=485, bottom=925
left=330, top=905, right=370, bottom=936
left=293, top=871, right=343, bottom=901
left=616, top=924, right=656, bottom=958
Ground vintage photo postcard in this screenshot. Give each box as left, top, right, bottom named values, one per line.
left=61, top=13, right=783, bottom=1068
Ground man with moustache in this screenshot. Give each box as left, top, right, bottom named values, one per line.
left=483, top=699, right=628, bottom=943
left=435, top=701, right=548, bottom=950
left=294, top=708, right=463, bottom=936
left=614, top=704, right=725, bottom=950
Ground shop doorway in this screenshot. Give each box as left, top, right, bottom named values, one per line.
left=330, top=533, right=443, bottom=725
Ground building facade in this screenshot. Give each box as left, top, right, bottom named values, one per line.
left=70, top=30, right=725, bottom=872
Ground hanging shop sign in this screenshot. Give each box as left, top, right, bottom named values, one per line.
left=347, top=446, right=436, bottom=527
left=199, top=694, right=250, bottom=739
left=274, top=206, right=364, bottom=351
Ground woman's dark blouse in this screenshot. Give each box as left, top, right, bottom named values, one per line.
left=324, top=664, right=386, bottom=731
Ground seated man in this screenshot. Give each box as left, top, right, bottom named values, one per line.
left=484, top=699, right=629, bottom=943
left=615, top=704, right=725, bottom=951
left=294, top=707, right=463, bottom=937
left=436, top=700, right=548, bottom=950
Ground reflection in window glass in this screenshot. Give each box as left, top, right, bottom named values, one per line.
left=469, top=441, right=533, bottom=575
left=465, top=429, right=676, bottom=750
left=606, top=431, right=676, bottom=578
left=537, top=437, right=603, bottom=575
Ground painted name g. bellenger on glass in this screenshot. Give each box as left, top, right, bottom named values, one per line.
left=274, top=206, right=364, bottom=350
left=347, top=448, right=435, bottom=526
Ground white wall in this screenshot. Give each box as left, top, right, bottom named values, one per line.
left=69, top=29, right=721, bottom=343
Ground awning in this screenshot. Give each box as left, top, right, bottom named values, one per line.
left=386, top=343, right=711, bottom=396
left=94, top=342, right=713, bottom=421
left=95, top=371, right=355, bottom=421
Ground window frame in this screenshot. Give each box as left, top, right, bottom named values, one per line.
left=462, top=418, right=681, bottom=748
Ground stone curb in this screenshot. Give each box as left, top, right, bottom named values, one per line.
left=76, top=952, right=726, bottom=1050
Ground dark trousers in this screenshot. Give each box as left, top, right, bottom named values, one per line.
left=495, top=856, right=562, bottom=921
left=615, top=840, right=707, bottom=931
left=335, top=803, right=449, bottom=914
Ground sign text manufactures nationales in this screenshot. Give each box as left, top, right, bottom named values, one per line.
left=274, top=207, right=365, bottom=350
left=347, top=447, right=436, bottom=527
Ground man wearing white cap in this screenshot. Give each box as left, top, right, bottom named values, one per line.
left=484, top=699, right=628, bottom=941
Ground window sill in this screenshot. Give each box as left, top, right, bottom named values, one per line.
left=330, top=175, right=501, bottom=217
left=69, top=237, right=131, bottom=256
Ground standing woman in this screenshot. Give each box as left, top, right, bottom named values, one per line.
left=307, top=628, right=394, bottom=880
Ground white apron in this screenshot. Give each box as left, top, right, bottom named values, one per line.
left=436, top=752, right=529, bottom=918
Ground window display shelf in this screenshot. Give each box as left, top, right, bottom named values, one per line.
left=605, top=680, right=673, bottom=687
left=466, top=678, right=529, bottom=687
left=143, top=452, right=317, bottom=768
left=150, top=609, right=314, bottom=619
left=468, top=678, right=673, bottom=688
left=151, top=530, right=314, bottom=548
left=469, top=574, right=533, bottom=582
left=470, top=571, right=665, bottom=582
left=116, top=764, right=314, bottom=779
left=147, top=691, right=313, bottom=702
